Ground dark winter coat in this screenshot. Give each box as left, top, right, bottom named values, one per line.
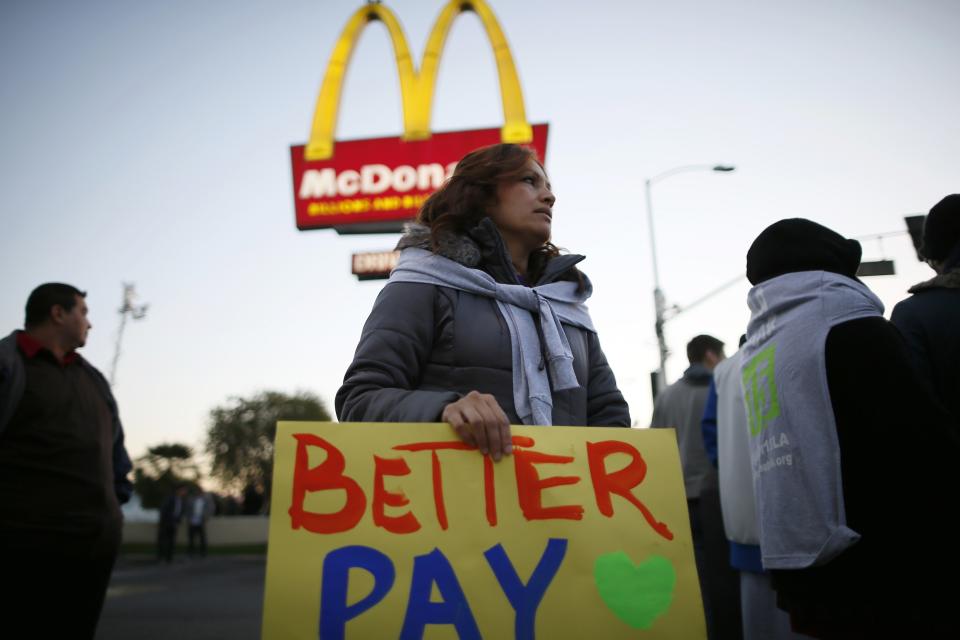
left=890, top=268, right=960, bottom=426
left=0, top=331, right=133, bottom=505
left=336, top=220, right=630, bottom=427
left=770, top=316, right=960, bottom=637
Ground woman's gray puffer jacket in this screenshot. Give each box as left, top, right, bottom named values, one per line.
left=335, top=219, right=631, bottom=427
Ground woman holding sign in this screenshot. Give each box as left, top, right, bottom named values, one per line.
left=336, top=144, right=630, bottom=459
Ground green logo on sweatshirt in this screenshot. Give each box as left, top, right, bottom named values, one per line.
left=742, top=344, right=780, bottom=436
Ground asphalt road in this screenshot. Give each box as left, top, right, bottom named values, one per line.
left=96, top=554, right=266, bottom=640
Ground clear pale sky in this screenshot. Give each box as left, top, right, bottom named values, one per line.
left=2, top=0, right=958, bottom=469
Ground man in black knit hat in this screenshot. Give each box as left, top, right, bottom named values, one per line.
left=891, top=194, right=960, bottom=426
left=742, top=219, right=959, bottom=639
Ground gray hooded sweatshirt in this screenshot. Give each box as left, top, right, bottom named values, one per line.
left=741, top=270, right=883, bottom=569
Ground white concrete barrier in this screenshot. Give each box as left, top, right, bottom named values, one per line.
left=122, top=516, right=270, bottom=546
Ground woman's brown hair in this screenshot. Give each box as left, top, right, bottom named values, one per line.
left=417, top=143, right=567, bottom=283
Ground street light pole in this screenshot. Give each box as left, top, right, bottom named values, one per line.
left=644, top=177, right=668, bottom=396
left=645, top=164, right=735, bottom=397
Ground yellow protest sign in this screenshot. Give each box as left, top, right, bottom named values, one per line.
left=262, top=422, right=705, bottom=639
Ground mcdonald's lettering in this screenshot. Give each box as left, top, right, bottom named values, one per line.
left=298, top=162, right=458, bottom=199
left=291, top=0, right=548, bottom=234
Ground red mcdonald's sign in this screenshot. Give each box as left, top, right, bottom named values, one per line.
left=291, top=0, right=548, bottom=234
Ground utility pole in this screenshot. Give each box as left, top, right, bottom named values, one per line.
left=645, top=164, right=735, bottom=396
left=109, top=283, right=148, bottom=386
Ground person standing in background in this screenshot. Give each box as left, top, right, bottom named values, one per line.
left=891, top=194, right=960, bottom=426
left=188, top=485, right=214, bottom=558
left=651, top=334, right=731, bottom=639
left=158, top=484, right=188, bottom=563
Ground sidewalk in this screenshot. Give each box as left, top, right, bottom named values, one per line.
left=96, top=553, right=266, bottom=640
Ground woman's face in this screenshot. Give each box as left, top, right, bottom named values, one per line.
left=488, top=159, right=555, bottom=251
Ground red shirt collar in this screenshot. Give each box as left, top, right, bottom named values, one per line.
left=16, top=330, right=79, bottom=365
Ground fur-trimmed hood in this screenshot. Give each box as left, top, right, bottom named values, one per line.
left=908, top=268, right=960, bottom=294
left=396, top=222, right=482, bottom=267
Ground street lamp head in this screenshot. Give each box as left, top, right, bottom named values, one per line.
left=712, top=165, right=736, bottom=172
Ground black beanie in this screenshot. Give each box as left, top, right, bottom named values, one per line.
left=746, top=218, right=862, bottom=285
left=921, top=194, right=960, bottom=261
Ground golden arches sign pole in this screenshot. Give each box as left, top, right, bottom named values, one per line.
left=290, top=0, right=548, bottom=234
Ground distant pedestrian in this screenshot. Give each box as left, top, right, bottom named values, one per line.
left=188, top=486, right=214, bottom=557
left=891, top=194, right=960, bottom=426
left=0, top=283, right=134, bottom=640
left=158, top=484, right=188, bottom=562
left=742, top=218, right=960, bottom=637
left=242, top=482, right=265, bottom=515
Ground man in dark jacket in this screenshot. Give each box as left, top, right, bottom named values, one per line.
left=157, top=484, right=189, bottom=562
left=891, top=194, right=960, bottom=426
left=0, top=283, right=133, bottom=640
left=651, top=335, right=725, bottom=502
left=744, top=220, right=959, bottom=638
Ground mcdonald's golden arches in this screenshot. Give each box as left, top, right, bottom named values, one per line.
left=290, top=0, right=548, bottom=233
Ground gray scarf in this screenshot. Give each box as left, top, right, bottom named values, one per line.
left=389, top=247, right=595, bottom=426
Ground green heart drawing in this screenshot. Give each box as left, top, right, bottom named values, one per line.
left=593, top=552, right=676, bottom=630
